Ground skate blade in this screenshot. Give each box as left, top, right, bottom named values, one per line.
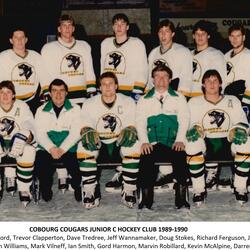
left=154, top=183, right=174, bottom=193
left=122, top=200, right=135, bottom=209
left=83, top=199, right=100, bottom=209
left=194, top=200, right=205, bottom=207
left=22, top=201, right=30, bottom=208
left=105, top=187, right=121, bottom=193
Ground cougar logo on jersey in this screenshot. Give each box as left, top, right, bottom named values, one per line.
left=11, top=63, right=36, bottom=85
left=18, top=64, right=33, bottom=80
left=153, top=59, right=168, bottom=68
left=0, top=117, right=20, bottom=138
left=192, top=59, right=202, bottom=82
left=104, top=51, right=125, bottom=74
left=96, top=113, right=122, bottom=142
left=226, top=61, right=235, bottom=83
left=202, top=109, right=230, bottom=135
left=60, top=53, right=84, bottom=76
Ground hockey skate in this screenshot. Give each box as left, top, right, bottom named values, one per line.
left=235, top=191, right=248, bottom=205
left=193, top=192, right=206, bottom=206
left=6, top=177, right=17, bottom=196
left=174, top=183, right=190, bottom=209
left=58, top=178, right=68, bottom=194
left=31, top=177, right=40, bottom=204
left=19, top=191, right=32, bottom=208
left=154, top=173, right=174, bottom=193
left=105, top=172, right=122, bottom=193
left=121, top=189, right=136, bottom=208
left=138, top=187, right=154, bottom=210
left=82, top=190, right=100, bottom=209
left=205, top=168, right=218, bottom=191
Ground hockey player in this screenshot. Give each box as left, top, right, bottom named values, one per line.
left=224, top=24, right=250, bottom=124
left=100, top=13, right=147, bottom=191
left=41, top=14, right=96, bottom=191
left=78, top=71, right=140, bottom=209
left=186, top=69, right=250, bottom=205
left=34, top=79, right=82, bottom=202
left=191, top=20, right=227, bottom=97
left=148, top=19, right=192, bottom=190
left=136, top=65, right=190, bottom=209
left=0, top=80, right=36, bottom=206
left=0, top=26, right=48, bottom=115
left=148, top=19, right=192, bottom=97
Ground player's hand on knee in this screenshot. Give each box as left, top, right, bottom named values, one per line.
left=186, top=125, right=203, bottom=142
left=81, top=127, right=101, bottom=151
left=117, top=126, right=137, bottom=147
left=229, top=127, right=248, bottom=145
left=172, top=141, right=185, bottom=151
left=140, top=143, right=153, bottom=155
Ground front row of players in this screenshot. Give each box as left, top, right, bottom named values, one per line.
left=0, top=65, right=249, bottom=209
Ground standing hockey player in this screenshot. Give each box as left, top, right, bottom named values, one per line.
left=224, top=24, right=250, bottom=123
left=35, top=79, right=82, bottom=202
left=186, top=69, right=250, bottom=205
left=0, top=26, right=48, bottom=114
left=0, top=81, right=36, bottom=206
left=100, top=13, right=147, bottom=191
left=136, top=65, right=190, bottom=209
left=41, top=14, right=96, bottom=190
left=191, top=20, right=227, bottom=97
left=147, top=19, right=192, bottom=189
left=78, top=71, right=140, bottom=209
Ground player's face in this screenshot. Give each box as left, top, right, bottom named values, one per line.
left=112, top=19, right=129, bottom=38
left=0, top=87, right=14, bottom=106
left=58, top=20, right=75, bottom=40
left=193, top=29, right=209, bottom=48
left=229, top=30, right=245, bottom=49
left=10, top=31, right=27, bottom=51
left=153, top=71, right=171, bottom=93
left=158, top=26, right=175, bottom=47
left=203, top=75, right=221, bottom=96
left=50, top=85, right=67, bottom=107
left=100, top=77, right=117, bottom=98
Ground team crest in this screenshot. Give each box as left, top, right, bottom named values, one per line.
left=226, top=61, right=235, bottom=83
left=202, top=109, right=230, bottom=135
left=60, top=53, right=84, bottom=76
left=0, top=117, right=20, bottom=139
left=96, top=113, right=122, bottom=142
left=11, top=62, right=36, bottom=85
left=192, top=58, right=202, bottom=83
left=104, top=51, right=125, bottom=74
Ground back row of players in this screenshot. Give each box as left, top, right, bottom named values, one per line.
left=0, top=14, right=249, bottom=209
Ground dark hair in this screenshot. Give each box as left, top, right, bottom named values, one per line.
left=157, top=19, right=175, bottom=33
left=201, top=69, right=222, bottom=94
left=112, top=13, right=129, bottom=25
left=0, top=80, right=16, bottom=98
left=228, top=23, right=246, bottom=36
left=58, top=14, right=75, bottom=27
left=49, top=79, right=68, bottom=93
left=151, top=64, right=173, bottom=79
left=99, top=71, right=118, bottom=88
left=9, top=25, right=28, bottom=38
left=193, top=20, right=211, bottom=36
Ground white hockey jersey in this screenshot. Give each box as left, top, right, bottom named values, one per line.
left=41, top=39, right=96, bottom=104
left=0, top=49, right=48, bottom=102
left=100, top=37, right=148, bottom=95
left=81, top=93, right=136, bottom=144
left=191, top=47, right=227, bottom=97
left=148, top=42, right=192, bottom=97
left=0, top=100, right=34, bottom=140
left=188, top=95, right=249, bottom=138
left=225, top=47, right=250, bottom=105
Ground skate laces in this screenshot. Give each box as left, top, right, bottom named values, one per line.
left=7, top=177, right=15, bottom=187
left=111, top=172, right=121, bottom=182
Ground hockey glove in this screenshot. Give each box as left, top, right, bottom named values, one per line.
left=87, top=91, right=98, bottom=98
left=186, top=125, right=204, bottom=142
left=9, top=130, right=30, bottom=158
left=117, top=126, right=137, bottom=147
left=81, top=127, right=101, bottom=151
left=229, top=127, right=248, bottom=145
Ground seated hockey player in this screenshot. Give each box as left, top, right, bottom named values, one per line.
left=136, top=64, right=190, bottom=210
left=78, top=71, right=140, bottom=209
left=0, top=80, right=36, bottom=206
left=34, top=79, right=82, bottom=202
left=186, top=69, right=250, bottom=205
